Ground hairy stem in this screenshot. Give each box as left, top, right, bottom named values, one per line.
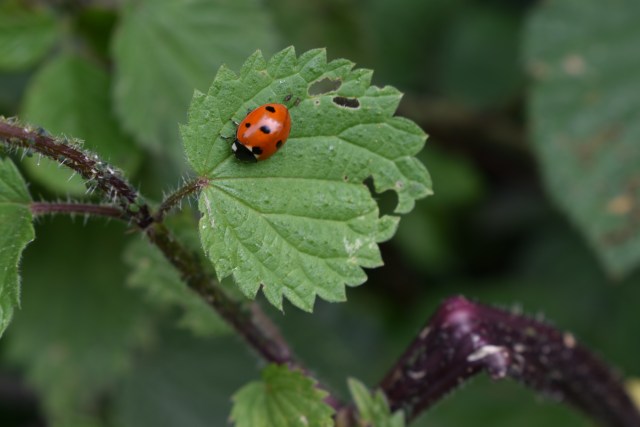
left=0, top=118, right=321, bottom=401
left=0, top=119, right=152, bottom=228
left=146, top=223, right=341, bottom=410
left=156, top=177, right=210, bottom=222
left=379, top=296, right=640, bottom=427
left=145, top=223, right=294, bottom=363
left=30, top=202, right=125, bottom=220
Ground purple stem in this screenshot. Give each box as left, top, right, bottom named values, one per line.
left=379, top=296, right=640, bottom=427
left=30, top=202, right=125, bottom=220
left=0, top=120, right=152, bottom=228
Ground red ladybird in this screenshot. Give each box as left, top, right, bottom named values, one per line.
left=232, top=103, right=292, bottom=162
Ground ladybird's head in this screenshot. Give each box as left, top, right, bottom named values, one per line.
left=231, top=140, right=259, bottom=163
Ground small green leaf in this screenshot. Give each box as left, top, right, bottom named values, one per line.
left=348, top=378, right=405, bottom=427
left=22, top=53, right=141, bottom=195
left=0, top=157, right=34, bottom=337
left=112, top=0, right=277, bottom=160
left=182, top=47, right=431, bottom=311
left=524, top=0, right=640, bottom=276
left=230, top=364, right=334, bottom=427
left=124, top=235, right=229, bottom=336
left=0, top=2, right=60, bottom=71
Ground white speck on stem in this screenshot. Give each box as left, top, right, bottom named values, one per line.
left=563, top=333, right=576, bottom=349
left=408, top=370, right=426, bottom=380
left=419, top=327, right=430, bottom=339
left=514, top=343, right=526, bottom=353
left=467, top=345, right=506, bottom=362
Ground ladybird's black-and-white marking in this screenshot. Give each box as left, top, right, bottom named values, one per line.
left=231, top=140, right=258, bottom=162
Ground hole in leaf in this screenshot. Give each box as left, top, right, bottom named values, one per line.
left=333, top=96, right=360, bottom=109
left=363, top=177, right=399, bottom=216
left=308, top=78, right=342, bottom=95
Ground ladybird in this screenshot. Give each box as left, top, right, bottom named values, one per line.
left=232, top=103, right=292, bottom=162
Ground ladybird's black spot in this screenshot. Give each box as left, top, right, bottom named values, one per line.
left=276, top=140, right=283, bottom=149
left=245, top=122, right=251, bottom=128
left=260, top=125, right=271, bottom=134
left=252, top=146, right=263, bottom=155
left=232, top=141, right=258, bottom=163
left=333, top=96, right=360, bottom=108
left=265, top=105, right=276, bottom=113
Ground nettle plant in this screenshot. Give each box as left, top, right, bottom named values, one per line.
left=1, top=46, right=639, bottom=426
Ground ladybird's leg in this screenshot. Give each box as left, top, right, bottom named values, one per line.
left=221, top=122, right=238, bottom=140
left=283, top=94, right=300, bottom=108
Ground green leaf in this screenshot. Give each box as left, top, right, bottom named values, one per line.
left=348, top=378, right=405, bottom=427
left=4, top=220, right=150, bottom=421
left=524, top=0, right=640, bottom=276
left=182, top=47, right=431, bottom=311
left=124, top=235, right=229, bottom=336
left=0, top=157, right=34, bottom=337
left=230, top=364, right=334, bottom=427
left=112, top=0, right=277, bottom=160
left=0, top=2, right=60, bottom=71
left=21, top=53, right=141, bottom=195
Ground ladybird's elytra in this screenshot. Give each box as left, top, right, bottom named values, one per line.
left=232, top=103, right=292, bottom=162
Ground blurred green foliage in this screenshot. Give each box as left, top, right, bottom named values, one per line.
left=525, top=0, right=640, bottom=276
left=0, top=0, right=639, bottom=426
